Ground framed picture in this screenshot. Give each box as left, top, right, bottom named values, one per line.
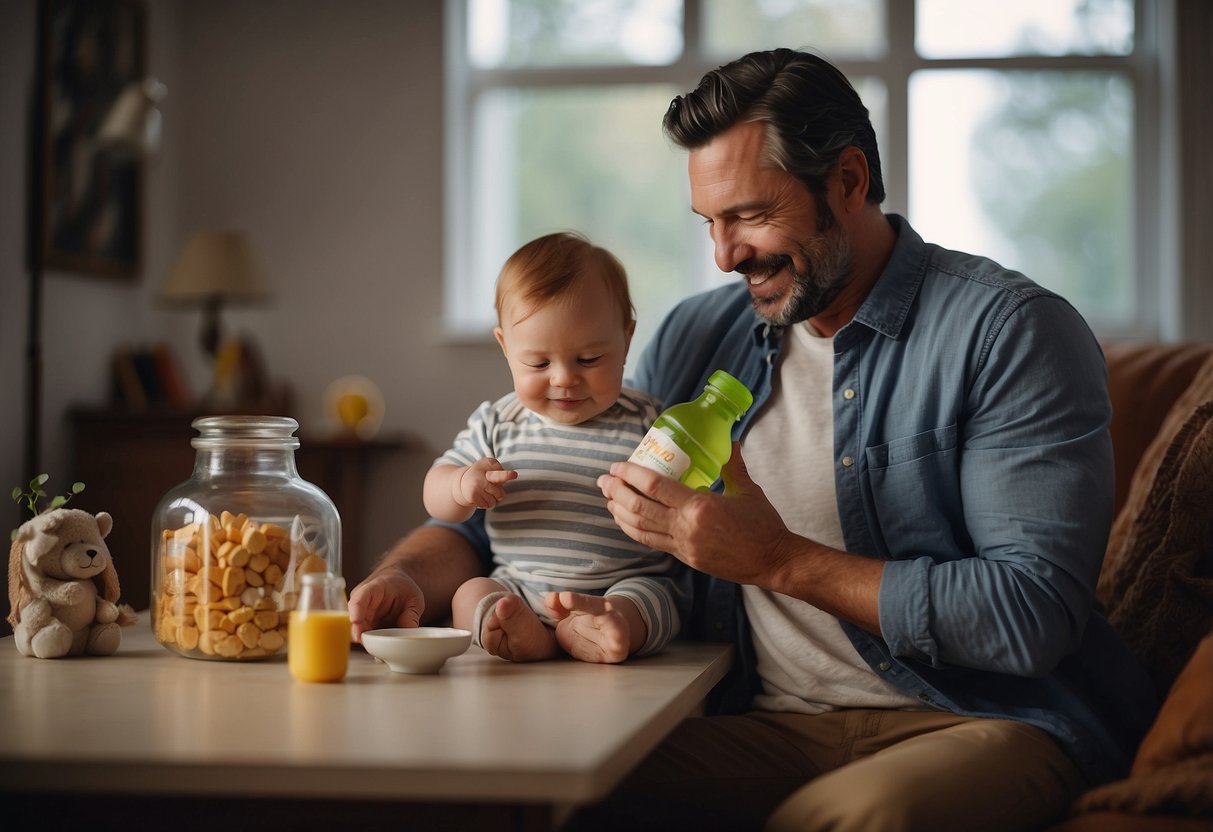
left=39, top=0, right=146, bottom=278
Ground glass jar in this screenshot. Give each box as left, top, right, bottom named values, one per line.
left=151, top=416, right=341, bottom=661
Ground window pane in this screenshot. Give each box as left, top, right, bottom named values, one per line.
left=704, top=0, right=885, bottom=60
left=909, top=70, right=1133, bottom=326
left=468, top=85, right=693, bottom=357
left=469, top=0, right=682, bottom=69
left=917, top=0, right=1133, bottom=58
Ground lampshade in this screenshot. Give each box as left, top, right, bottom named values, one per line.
left=161, top=231, right=273, bottom=304
left=96, top=77, right=167, bottom=159
left=161, top=231, right=272, bottom=357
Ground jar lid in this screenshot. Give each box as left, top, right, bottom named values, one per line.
left=191, top=415, right=301, bottom=450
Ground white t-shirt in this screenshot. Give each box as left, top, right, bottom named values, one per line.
left=741, top=321, right=921, bottom=714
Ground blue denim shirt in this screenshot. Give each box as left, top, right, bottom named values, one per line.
left=441, top=215, right=1156, bottom=786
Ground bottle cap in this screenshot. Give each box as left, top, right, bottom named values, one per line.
left=707, top=370, right=754, bottom=415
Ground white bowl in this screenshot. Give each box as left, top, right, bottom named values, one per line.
left=361, top=627, right=472, bottom=674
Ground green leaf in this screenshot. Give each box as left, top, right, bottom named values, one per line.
left=71, top=482, right=86, bottom=494
left=9, top=529, right=16, bottom=542
left=10, top=487, right=20, bottom=501
left=33, top=474, right=49, bottom=487
left=50, top=495, right=67, bottom=509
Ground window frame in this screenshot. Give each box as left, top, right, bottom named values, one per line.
left=445, top=0, right=1167, bottom=342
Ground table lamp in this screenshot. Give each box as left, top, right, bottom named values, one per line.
left=160, top=231, right=273, bottom=358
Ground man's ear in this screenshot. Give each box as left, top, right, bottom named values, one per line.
left=835, top=146, right=870, bottom=211
left=624, top=318, right=636, bottom=351
left=493, top=326, right=508, bottom=357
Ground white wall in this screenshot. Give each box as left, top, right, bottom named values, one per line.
left=0, top=2, right=36, bottom=541
left=1, top=0, right=509, bottom=613
left=1, top=1, right=184, bottom=534
left=170, top=0, right=507, bottom=585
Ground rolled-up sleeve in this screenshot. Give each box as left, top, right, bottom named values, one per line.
left=879, top=295, right=1113, bottom=677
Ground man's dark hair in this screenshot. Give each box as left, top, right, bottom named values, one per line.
left=663, top=48, right=885, bottom=204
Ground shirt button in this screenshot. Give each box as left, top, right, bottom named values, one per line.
left=841, top=455, right=854, bottom=467
left=766, top=353, right=774, bottom=365
left=843, top=388, right=855, bottom=400
left=878, top=661, right=891, bottom=671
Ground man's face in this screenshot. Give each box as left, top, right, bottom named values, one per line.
left=688, top=120, right=853, bottom=327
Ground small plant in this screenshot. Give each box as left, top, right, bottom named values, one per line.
left=10, top=474, right=86, bottom=541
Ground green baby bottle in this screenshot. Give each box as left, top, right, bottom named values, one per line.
left=629, top=370, right=754, bottom=491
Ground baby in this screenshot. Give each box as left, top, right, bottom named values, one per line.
left=424, top=232, right=682, bottom=663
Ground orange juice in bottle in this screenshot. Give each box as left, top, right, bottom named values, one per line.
left=289, top=572, right=350, bottom=682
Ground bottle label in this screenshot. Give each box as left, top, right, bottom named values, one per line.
left=629, top=427, right=691, bottom=480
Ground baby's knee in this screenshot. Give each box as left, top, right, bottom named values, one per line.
left=451, top=577, right=507, bottom=627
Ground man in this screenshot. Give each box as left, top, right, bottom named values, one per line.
left=351, top=49, right=1155, bottom=830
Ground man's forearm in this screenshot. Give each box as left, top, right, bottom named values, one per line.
left=769, top=536, right=885, bottom=636
left=372, top=524, right=484, bottom=624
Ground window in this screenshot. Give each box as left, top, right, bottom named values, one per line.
left=446, top=0, right=1159, bottom=354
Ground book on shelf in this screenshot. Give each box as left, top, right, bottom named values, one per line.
left=152, top=343, right=191, bottom=409
left=109, top=343, right=191, bottom=411
left=111, top=348, right=148, bottom=411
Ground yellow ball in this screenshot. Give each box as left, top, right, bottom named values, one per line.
left=336, top=393, right=369, bottom=429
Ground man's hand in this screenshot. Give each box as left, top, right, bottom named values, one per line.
left=599, top=441, right=884, bottom=633
left=597, top=441, right=795, bottom=587
left=348, top=565, right=425, bottom=643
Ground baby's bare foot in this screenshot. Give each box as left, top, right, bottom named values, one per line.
left=482, top=594, right=558, bottom=662
left=548, top=592, right=631, bottom=664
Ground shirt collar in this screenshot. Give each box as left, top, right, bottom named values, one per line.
left=848, top=214, right=928, bottom=341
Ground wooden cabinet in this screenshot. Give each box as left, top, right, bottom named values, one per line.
left=68, top=408, right=414, bottom=611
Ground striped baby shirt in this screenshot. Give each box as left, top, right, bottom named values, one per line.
left=434, top=388, right=683, bottom=654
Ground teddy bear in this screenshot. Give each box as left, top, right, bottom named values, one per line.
left=7, top=508, right=136, bottom=658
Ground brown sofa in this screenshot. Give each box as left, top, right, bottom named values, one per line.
left=1048, top=341, right=1213, bottom=830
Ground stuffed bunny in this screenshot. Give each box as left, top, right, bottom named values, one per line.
left=7, top=508, right=136, bottom=658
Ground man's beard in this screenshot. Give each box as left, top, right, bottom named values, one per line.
left=739, top=202, right=854, bottom=327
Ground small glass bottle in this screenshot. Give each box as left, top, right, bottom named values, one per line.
left=289, top=572, right=350, bottom=683
left=629, top=370, right=754, bottom=490
left=150, top=416, right=341, bottom=661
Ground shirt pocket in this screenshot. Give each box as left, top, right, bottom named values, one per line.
left=864, top=424, right=963, bottom=558
left=866, top=424, right=957, bottom=470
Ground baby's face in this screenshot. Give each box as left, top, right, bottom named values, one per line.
left=495, top=275, right=632, bottom=426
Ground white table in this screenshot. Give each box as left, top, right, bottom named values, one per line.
left=0, top=612, right=731, bottom=829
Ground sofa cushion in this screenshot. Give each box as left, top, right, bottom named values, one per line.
left=1099, top=349, right=1213, bottom=697
left=1059, top=635, right=1213, bottom=825
left=1048, top=813, right=1213, bottom=831
left=1104, top=342, right=1213, bottom=518
left=1132, top=634, right=1213, bottom=779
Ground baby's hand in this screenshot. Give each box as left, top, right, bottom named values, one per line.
left=457, top=457, right=518, bottom=509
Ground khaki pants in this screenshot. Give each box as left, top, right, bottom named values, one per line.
left=571, top=710, right=1085, bottom=832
